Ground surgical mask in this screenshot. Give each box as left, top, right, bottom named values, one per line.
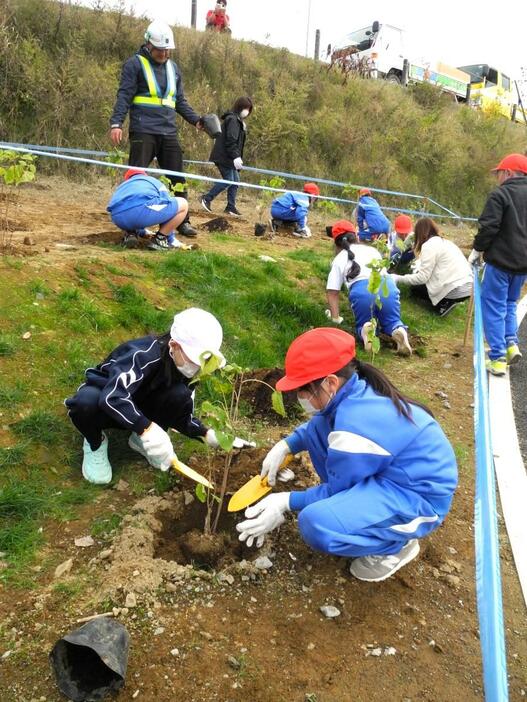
left=298, top=396, right=318, bottom=415
left=176, top=360, right=200, bottom=378
left=240, top=109, right=250, bottom=119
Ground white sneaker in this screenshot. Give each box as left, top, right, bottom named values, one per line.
left=392, top=327, right=412, bottom=356
left=361, top=321, right=374, bottom=352
left=349, top=539, right=420, bottom=582
left=128, top=432, right=164, bottom=470
left=82, top=434, right=112, bottom=485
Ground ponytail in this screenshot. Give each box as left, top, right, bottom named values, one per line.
left=353, top=359, right=434, bottom=420
left=335, top=233, right=361, bottom=282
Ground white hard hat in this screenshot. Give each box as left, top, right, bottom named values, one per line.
left=144, top=20, right=175, bottom=50
left=170, top=308, right=226, bottom=368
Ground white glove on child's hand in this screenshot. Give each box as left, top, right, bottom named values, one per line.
left=233, top=157, right=243, bottom=170
left=260, top=439, right=291, bottom=486
left=468, top=249, right=483, bottom=265
left=205, top=429, right=256, bottom=449
left=236, top=492, right=291, bottom=546
left=139, top=422, right=174, bottom=471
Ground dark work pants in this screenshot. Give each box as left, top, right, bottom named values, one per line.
left=66, top=383, right=194, bottom=451
left=410, top=284, right=469, bottom=315
left=129, top=132, right=190, bottom=224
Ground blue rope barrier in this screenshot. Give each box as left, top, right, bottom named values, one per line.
left=472, top=269, right=509, bottom=702
left=0, top=142, right=477, bottom=222
left=0, top=140, right=477, bottom=221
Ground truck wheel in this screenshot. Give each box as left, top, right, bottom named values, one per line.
left=386, top=72, right=401, bottom=85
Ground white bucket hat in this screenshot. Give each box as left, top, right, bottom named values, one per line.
left=170, top=308, right=226, bottom=368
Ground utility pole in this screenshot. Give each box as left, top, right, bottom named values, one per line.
left=314, top=29, right=320, bottom=61
left=191, top=0, right=197, bottom=29
left=305, top=0, right=312, bottom=57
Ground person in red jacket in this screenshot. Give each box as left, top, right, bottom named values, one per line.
left=206, top=1, right=231, bottom=33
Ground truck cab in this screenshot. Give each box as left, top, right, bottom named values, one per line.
left=458, top=64, right=516, bottom=119
left=331, top=21, right=405, bottom=83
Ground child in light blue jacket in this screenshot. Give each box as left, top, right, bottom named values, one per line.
left=357, top=188, right=390, bottom=241
left=236, top=328, right=457, bottom=582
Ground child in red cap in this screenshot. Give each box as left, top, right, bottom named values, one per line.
left=270, top=182, right=320, bottom=238
left=388, top=214, right=415, bottom=269
left=325, top=220, right=412, bottom=355
left=236, top=327, right=457, bottom=582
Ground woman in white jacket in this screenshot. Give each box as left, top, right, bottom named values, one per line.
left=391, top=218, right=472, bottom=317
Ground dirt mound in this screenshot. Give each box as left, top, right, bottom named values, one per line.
left=238, top=368, right=300, bottom=422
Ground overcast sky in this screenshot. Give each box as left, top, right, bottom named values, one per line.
left=118, top=0, right=526, bottom=81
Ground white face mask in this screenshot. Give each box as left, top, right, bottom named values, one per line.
left=298, top=396, right=318, bottom=415
left=176, top=360, right=201, bottom=378
left=240, top=109, right=250, bottom=119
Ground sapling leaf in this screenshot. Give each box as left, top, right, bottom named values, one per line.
left=380, top=276, right=389, bottom=299
left=195, top=483, right=207, bottom=503
left=216, top=430, right=235, bottom=452
left=271, top=390, right=286, bottom=417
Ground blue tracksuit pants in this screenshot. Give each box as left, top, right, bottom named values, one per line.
left=349, top=277, right=405, bottom=337
left=481, top=263, right=527, bottom=360
left=297, top=476, right=442, bottom=557
left=111, top=200, right=179, bottom=232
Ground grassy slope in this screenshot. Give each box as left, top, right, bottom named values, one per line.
left=0, top=209, right=472, bottom=586
left=1, top=0, right=526, bottom=217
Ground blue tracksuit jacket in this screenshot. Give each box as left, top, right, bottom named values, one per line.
left=271, top=191, right=310, bottom=228
left=285, top=374, right=457, bottom=556
left=107, top=175, right=173, bottom=217
left=357, top=195, right=390, bottom=237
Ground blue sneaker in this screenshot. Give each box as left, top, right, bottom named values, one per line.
left=82, top=434, right=112, bottom=484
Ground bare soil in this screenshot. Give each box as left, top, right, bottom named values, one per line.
left=1, top=179, right=526, bottom=702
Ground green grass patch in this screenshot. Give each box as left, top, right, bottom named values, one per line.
left=0, top=380, right=26, bottom=407
left=12, top=411, right=68, bottom=446
left=0, top=475, right=98, bottom=582
left=0, top=444, right=27, bottom=469
left=90, top=512, right=123, bottom=540
left=0, top=336, right=15, bottom=356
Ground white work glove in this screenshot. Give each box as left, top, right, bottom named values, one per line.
left=325, top=309, right=343, bottom=324
left=138, top=422, right=174, bottom=471
left=236, top=492, right=291, bottom=547
left=391, top=273, right=403, bottom=284
left=204, top=429, right=256, bottom=449
left=260, top=439, right=291, bottom=487
left=468, top=249, right=483, bottom=265
left=233, top=157, right=243, bottom=170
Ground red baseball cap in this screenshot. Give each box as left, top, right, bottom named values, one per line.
left=331, top=219, right=356, bottom=239
left=394, top=214, right=413, bottom=235
left=359, top=188, right=371, bottom=197
left=276, top=328, right=356, bottom=392
left=124, top=168, right=147, bottom=181
left=491, top=154, right=527, bottom=174
left=303, top=182, right=320, bottom=196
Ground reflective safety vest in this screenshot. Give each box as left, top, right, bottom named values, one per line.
left=132, top=55, right=177, bottom=109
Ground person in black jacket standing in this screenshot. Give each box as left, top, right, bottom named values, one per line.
left=110, top=21, right=203, bottom=238
left=200, top=97, right=253, bottom=217
left=469, top=153, right=527, bottom=376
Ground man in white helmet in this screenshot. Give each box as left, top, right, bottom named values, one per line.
left=110, top=21, right=203, bottom=239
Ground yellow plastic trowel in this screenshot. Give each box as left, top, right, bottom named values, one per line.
left=171, top=457, right=213, bottom=489
left=227, top=455, right=294, bottom=512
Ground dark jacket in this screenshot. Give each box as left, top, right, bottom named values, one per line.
left=72, top=335, right=207, bottom=438
left=110, top=46, right=200, bottom=135
left=209, top=111, right=246, bottom=168
left=474, top=175, right=527, bottom=273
